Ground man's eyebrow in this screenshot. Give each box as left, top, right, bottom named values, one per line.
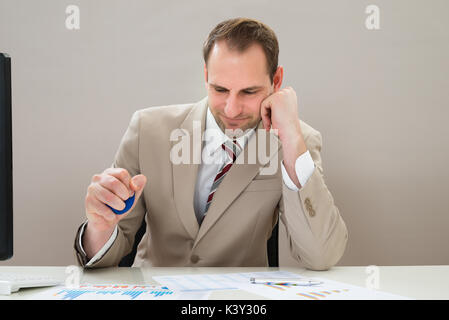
left=209, top=83, right=264, bottom=91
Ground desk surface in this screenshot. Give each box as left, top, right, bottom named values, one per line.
left=1, top=265, right=448, bottom=300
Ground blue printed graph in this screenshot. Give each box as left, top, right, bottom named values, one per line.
left=52, top=285, right=174, bottom=300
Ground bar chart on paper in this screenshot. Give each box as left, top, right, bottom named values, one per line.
left=54, top=285, right=174, bottom=300
left=243, top=279, right=410, bottom=300
left=259, top=282, right=352, bottom=300
left=28, top=284, right=209, bottom=300
left=296, top=289, right=350, bottom=300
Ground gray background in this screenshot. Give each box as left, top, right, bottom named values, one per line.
left=0, top=0, right=448, bottom=266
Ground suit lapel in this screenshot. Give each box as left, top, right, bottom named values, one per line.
left=172, top=97, right=208, bottom=240
left=193, top=120, right=282, bottom=248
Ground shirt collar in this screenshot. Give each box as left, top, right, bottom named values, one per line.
left=204, top=107, right=256, bottom=154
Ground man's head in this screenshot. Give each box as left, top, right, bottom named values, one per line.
left=203, top=18, right=283, bottom=135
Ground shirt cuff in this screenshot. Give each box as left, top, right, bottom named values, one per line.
left=281, top=150, right=315, bottom=191
left=78, top=221, right=118, bottom=267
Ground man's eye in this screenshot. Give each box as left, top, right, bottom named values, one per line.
left=244, top=91, right=256, bottom=95
left=214, top=88, right=227, bottom=93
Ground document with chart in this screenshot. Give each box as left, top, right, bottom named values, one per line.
left=28, top=284, right=210, bottom=300
left=240, top=276, right=410, bottom=300
left=153, top=271, right=410, bottom=300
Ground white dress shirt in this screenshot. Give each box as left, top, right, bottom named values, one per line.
left=79, top=107, right=315, bottom=266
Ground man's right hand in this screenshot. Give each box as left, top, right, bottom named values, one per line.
left=85, top=168, right=147, bottom=233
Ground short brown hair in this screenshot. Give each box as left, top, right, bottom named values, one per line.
left=203, top=17, right=279, bottom=83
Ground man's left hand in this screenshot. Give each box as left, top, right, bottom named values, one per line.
left=260, top=87, right=308, bottom=188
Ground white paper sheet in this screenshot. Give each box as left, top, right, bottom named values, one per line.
left=153, top=270, right=299, bottom=292
left=153, top=271, right=411, bottom=300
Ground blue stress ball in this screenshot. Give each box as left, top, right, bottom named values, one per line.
left=107, top=193, right=135, bottom=215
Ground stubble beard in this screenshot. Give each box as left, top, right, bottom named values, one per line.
left=214, top=113, right=261, bottom=138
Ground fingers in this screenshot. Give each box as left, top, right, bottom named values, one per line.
left=85, top=193, right=118, bottom=224
left=92, top=173, right=129, bottom=202
left=86, top=168, right=148, bottom=230
left=130, top=174, right=147, bottom=193
left=126, top=174, right=147, bottom=213
left=260, top=99, right=272, bottom=131
left=102, top=167, right=134, bottom=198
left=88, top=183, right=125, bottom=211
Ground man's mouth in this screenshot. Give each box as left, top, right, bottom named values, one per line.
left=221, top=115, right=249, bottom=125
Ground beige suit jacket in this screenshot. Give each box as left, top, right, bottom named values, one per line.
left=74, top=96, right=348, bottom=270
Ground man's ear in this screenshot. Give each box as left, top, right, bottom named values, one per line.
left=272, top=66, right=284, bottom=92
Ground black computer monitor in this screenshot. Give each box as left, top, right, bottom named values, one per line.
left=0, top=53, right=13, bottom=260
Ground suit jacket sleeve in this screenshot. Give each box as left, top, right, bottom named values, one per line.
left=278, top=128, right=348, bottom=271
left=74, top=110, right=147, bottom=268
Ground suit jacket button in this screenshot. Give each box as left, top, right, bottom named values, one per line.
left=190, top=254, right=200, bottom=264
left=308, top=208, right=316, bottom=217
left=304, top=198, right=314, bottom=216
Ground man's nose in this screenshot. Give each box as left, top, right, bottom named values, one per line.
left=224, top=95, right=243, bottom=118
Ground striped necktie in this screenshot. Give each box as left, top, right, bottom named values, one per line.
left=199, top=138, right=242, bottom=224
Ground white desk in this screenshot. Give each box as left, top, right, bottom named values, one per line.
left=0, top=265, right=448, bottom=300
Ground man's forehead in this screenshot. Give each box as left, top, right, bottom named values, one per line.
left=208, top=41, right=268, bottom=68
left=206, top=41, right=271, bottom=89
left=209, top=82, right=265, bottom=90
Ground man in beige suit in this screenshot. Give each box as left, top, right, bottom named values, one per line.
left=74, top=18, right=348, bottom=270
